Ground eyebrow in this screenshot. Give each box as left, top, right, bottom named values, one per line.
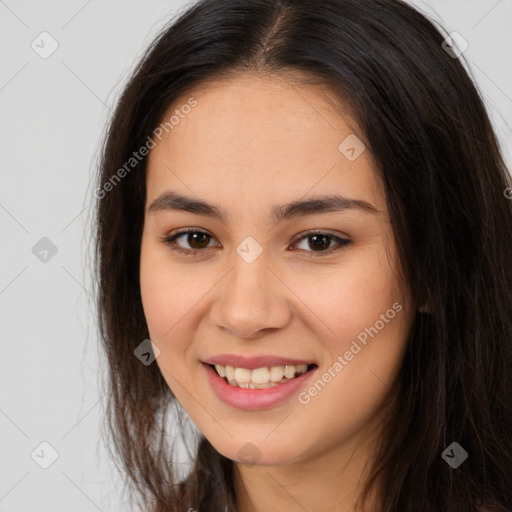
left=148, top=191, right=380, bottom=221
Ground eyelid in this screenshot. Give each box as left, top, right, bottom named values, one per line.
left=162, top=227, right=351, bottom=256
left=290, top=228, right=349, bottom=245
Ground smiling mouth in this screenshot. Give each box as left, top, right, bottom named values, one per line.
left=209, top=363, right=318, bottom=389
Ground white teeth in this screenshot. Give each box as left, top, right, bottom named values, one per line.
left=283, top=365, right=296, bottom=379
left=227, top=378, right=280, bottom=389
left=270, top=366, right=284, bottom=382
left=251, top=367, right=270, bottom=384
left=212, top=363, right=311, bottom=388
left=253, top=381, right=275, bottom=389
left=234, top=367, right=252, bottom=383
left=225, top=365, right=235, bottom=380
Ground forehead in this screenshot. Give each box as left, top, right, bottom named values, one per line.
left=146, top=72, right=385, bottom=215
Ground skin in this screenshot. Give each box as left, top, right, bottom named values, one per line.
left=140, top=71, right=416, bottom=512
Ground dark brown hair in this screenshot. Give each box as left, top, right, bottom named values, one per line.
left=94, top=0, right=512, bottom=510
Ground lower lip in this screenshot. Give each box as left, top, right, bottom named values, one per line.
left=202, top=363, right=317, bottom=411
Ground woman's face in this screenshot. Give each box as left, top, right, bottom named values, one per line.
left=140, top=72, right=415, bottom=467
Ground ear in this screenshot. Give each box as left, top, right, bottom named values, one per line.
left=418, top=304, right=430, bottom=313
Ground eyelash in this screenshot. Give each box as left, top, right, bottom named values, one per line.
left=161, top=228, right=351, bottom=257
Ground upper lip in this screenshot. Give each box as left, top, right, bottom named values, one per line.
left=203, top=354, right=316, bottom=370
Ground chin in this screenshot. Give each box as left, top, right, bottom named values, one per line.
left=210, top=437, right=304, bottom=467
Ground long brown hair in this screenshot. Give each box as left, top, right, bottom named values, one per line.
left=93, top=1, right=512, bottom=510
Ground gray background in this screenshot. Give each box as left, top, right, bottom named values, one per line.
left=1, top=1, right=511, bottom=510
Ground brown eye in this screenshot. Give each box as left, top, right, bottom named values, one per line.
left=306, top=234, right=332, bottom=251
left=184, top=232, right=211, bottom=249
left=292, top=231, right=351, bottom=255
left=163, top=229, right=219, bottom=255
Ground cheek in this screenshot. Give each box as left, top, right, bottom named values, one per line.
left=140, top=236, right=184, bottom=339
left=139, top=235, right=215, bottom=351
left=288, top=250, right=401, bottom=351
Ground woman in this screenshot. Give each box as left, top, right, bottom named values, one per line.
left=94, top=0, right=512, bottom=510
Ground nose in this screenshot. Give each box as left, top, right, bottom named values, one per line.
left=209, top=248, right=292, bottom=340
